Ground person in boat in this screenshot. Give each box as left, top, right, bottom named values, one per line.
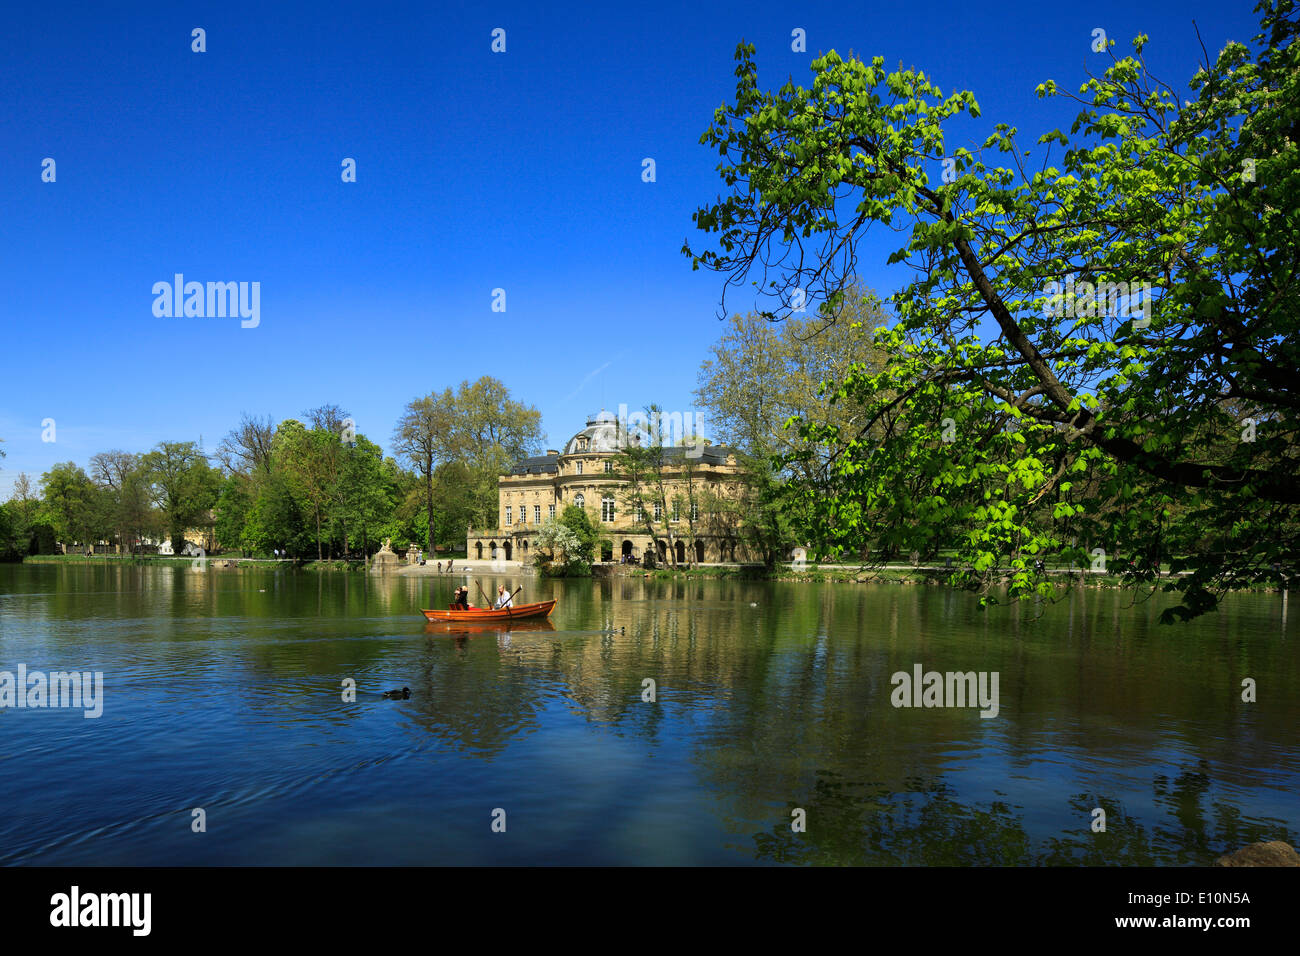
left=454, top=586, right=471, bottom=610
left=495, top=585, right=514, bottom=609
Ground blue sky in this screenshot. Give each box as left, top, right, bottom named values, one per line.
left=0, top=0, right=1261, bottom=494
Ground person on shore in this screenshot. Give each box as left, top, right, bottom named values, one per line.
left=495, top=585, right=514, bottom=609
left=436, top=561, right=442, bottom=574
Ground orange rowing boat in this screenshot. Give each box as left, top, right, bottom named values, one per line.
left=420, top=599, right=556, bottom=623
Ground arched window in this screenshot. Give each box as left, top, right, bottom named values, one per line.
left=576, top=461, right=583, bottom=475
left=601, top=496, right=615, bottom=522
left=475, top=542, right=483, bottom=559
left=574, top=493, right=585, bottom=509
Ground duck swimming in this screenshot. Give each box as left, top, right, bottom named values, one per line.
left=382, top=687, right=411, bottom=700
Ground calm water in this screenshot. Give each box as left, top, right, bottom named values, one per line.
left=0, top=563, right=1295, bottom=865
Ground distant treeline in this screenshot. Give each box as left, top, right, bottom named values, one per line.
left=0, top=376, right=543, bottom=561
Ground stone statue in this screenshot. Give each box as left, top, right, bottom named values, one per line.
left=370, top=537, right=400, bottom=574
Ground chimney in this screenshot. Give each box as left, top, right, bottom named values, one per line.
left=546, top=449, right=559, bottom=456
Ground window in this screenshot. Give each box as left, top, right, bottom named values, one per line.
left=635, top=504, right=644, bottom=522
left=601, top=497, right=615, bottom=522
left=690, top=502, right=699, bottom=522
left=604, top=460, right=612, bottom=474
left=576, top=461, right=583, bottom=475
left=653, top=502, right=662, bottom=520
left=505, top=507, right=512, bottom=526
left=534, top=505, right=541, bottom=524
left=671, top=501, right=680, bottom=522
left=548, top=504, right=555, bottom=519
left=574, top=493, right=585, bottom=509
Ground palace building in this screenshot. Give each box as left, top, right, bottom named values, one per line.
left=466, top=411, right=755, bottom=566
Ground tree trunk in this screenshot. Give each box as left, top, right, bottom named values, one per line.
left=425, top=456, right=435, bottom=555
left=316, top=511, right=322, bottom=561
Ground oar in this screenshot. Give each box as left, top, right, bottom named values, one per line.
left=475, top=581, right=493, bottom=609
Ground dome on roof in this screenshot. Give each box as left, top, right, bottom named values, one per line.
left=564, top=411, right=624, bottom=455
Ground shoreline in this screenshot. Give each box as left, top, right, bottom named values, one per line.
left=11, top=553, right=1289, bottom=594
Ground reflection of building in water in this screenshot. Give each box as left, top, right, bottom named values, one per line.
left=467, top=411, right=757, bottom=566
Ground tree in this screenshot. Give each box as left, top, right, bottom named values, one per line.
left=215, top=413, right=276, bottom=477
left=334, top=435, right=396, bottom=562
left=394, top=378, right=543, bottom=552
left=696, top=293, right=891, bottom=556
left=614, top=406, right=675, bottom=565
left=685, top=2, right=1300, bottom=619
left=696, top=293, right=888, bottom=466
left=451, top=378, right=545, bottom=528
left=38, top=463, right=107, bottom=549
left=534, top=514, right=589, bottom=575
left=1, top=474, right=40, bottom=558
left=214, top=474, right=252, bottom=555
left=280, top=426, right=343, bottom=560
left=90, top=450, right=149, bottom=552
left=241, top=470, right=312, bottom=557
left=393, top=393, right=454, bottom=555
left=558, top=505, right=601, bottom=564
left=534, top=518, right=582, bottom=563
left=140, top=442, right=220, bottom=553
left=430, top=460, right=477, bottom=549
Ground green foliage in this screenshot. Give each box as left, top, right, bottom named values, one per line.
left=558, top=505, right=600, bottom=563
left=533, top=516, right=590, bottom=576
left=140, top=442, right=220, bottom=553
left=214, top=475, right=251, bottom=554
left=0, top=474, right=41, bottom=558
left=240, top=470, right=312, bottom=557
left=393, top=376, right=543, bottom=552
left=38, top=462, right=108, bottom=547
left=687, top=1, right=1300, bottom=618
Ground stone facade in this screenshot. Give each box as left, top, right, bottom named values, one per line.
left=467, top=411, right=757, bottom=566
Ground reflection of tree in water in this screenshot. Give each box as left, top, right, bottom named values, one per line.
left=398, top=637, right=549, bottom=757
left=754, top=772, right=1032, bottom=865
left=752, top=765, right=1295, bottom=865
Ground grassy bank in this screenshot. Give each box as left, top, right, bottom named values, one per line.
left=630, top=562, right=1288, bottom=593
left=22, top=554, right=242, bottom=567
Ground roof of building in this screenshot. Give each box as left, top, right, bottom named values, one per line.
left=563, top=410, right=623, bottom=455
left=508, top=454, right=559, bottom=476
left=509, top=413, right=738, bottom=474
left=662, top=444, right=738, bottom=466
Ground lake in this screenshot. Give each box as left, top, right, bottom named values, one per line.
left=0, top=562, right=1295, bottom=865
